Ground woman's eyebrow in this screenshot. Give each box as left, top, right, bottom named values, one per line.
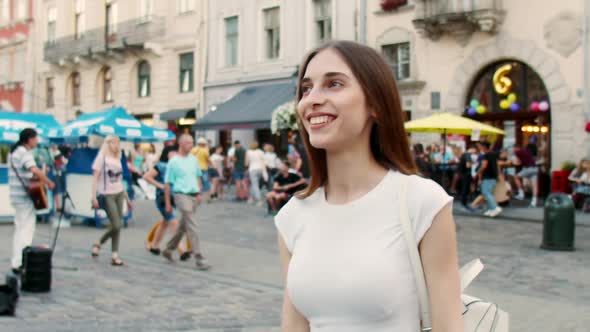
left=301, top=71, right=350, bottom=83
left=324, top=72, right=349, bottom=79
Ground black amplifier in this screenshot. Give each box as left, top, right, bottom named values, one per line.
left=21, top=246, right=52, bottom=293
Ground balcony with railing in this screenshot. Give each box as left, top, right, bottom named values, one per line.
left=412, top=0, right=505, bottom=44
left=44, top=16, right=165, bottom=64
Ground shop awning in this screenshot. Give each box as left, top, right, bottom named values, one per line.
left=58, top=106, right=176, bottom=143
left=193, top=82, right=296, bottom=130
left=159, top=108, right=196, bottom=121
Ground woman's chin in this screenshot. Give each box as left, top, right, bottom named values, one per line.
left=309, top=135, right=339, bottom=151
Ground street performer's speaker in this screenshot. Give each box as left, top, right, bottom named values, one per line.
left=21, top=246, right=52, bottom=293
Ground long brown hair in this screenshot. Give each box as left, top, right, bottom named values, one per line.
left=295, top=40, right=416, bottom=199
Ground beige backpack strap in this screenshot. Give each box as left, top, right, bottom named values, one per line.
left=398, top=175, right=432, bottom=331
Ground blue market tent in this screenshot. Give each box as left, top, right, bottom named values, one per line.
left=0, top=111, right=62, bottom=143
left=59, top=106, right=175, bottom=142
left=0, top=127, right=21, bottom=144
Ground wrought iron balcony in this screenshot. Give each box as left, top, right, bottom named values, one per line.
left=106, top=16, right=165, bottom=50
left=412, top=0, right=505, bottom=44
left=44, top=16, right=165, bottom=64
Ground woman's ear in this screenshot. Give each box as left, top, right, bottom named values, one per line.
left=368, top=107, right=377, bottom=119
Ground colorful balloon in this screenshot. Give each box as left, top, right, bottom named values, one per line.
left=509, top=102, right=520, bottom=112
left=476, top=105, right=487, bottom=114
left=500, top=99, right=511, bottom=110
left=467, top=107, right=477, bottom=116
left=470, top=99, right=479, bottom=108
left=507, top=93, right=517, bottom=103
left=539, top=101, right=549, bottom=112
left=530, top=102, right=540, bottom=112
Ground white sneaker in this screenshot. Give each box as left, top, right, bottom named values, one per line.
left=483, top=210, right=492, bottom=216
left=530, top=199, right=538, bottom=207
left=515, top=193, right=525, bottom=200
left=488, top=207, right=503, bottom=217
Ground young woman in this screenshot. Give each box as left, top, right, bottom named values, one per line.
left=275, top=41, right=463, bottom=331
left=569, top=157, right=590, bottom=209
left=568, top=158, right=590, bottom=187
left=245, top=141, right=266, bottom=205
left=91, top=135, right=130, bottom=266
left=263, top=143, right=279, bottom=191
left=209, top=146, right=225, bottom=200
left=143, top=145, right=189, bottom=259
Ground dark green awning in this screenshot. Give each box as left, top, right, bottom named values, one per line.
left=194, top=82, right=295, bottom=130
left=160, top=108, right=195, bottom=121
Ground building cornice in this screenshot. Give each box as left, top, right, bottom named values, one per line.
left=204, top=71, right=297, bottom=89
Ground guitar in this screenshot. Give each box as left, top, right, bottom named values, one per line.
left=10, top=160, right=49, bottom=211
left=27, top=176, right=48, bottom=210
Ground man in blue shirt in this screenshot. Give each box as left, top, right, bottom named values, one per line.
left=163, top=134, right=210, bottom=270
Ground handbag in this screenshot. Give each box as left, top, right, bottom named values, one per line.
left=493, top=177, right=510, bottom=203
left=96, top=156, right=107, bottom=210
left=398, top=175, right=509, bottom=332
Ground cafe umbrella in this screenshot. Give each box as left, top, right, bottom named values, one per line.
left=404, top=112, right=506, bottom=186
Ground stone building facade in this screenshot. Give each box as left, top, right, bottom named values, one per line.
left=367, top=0, right=589, bottom=169
left=199, top=0, right=359, bottom=146
left=0, top=0, right=35, bottom=113
left=32, top=0, right=207, bottom=130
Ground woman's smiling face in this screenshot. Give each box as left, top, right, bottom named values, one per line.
left=297, top=49, right=374, bottom=152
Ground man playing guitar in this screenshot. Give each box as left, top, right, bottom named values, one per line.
left=8, top=128, right=55, bottom=275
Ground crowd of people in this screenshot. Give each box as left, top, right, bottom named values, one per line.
left=7, top=124, right=590, bottom=276
left=6, top=124, right=310, bottom=274
left=411, top=137, right=590, bottom=217
left=95, top=134, right=309, bottom=268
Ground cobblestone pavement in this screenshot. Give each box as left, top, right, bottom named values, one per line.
left=0, top=198, right=589, bottom=331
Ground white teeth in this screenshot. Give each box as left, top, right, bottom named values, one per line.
left=310, top=116, right=332, bottom=125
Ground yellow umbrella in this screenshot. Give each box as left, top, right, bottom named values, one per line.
left=404, top=112, right=505, bottom=136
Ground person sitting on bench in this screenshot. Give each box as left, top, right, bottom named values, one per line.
left=266, top=160, right=306, bottom=215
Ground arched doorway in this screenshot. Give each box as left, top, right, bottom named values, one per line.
left=465, top=60, right=552, bottom=195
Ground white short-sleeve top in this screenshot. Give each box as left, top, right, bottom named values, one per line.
left=274, top=170, right=452, bottom=332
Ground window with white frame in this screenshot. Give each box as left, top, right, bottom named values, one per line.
left=264, top=7, right=280, bottom=59
left=225, top=16, right=238, bottom=67
left=138, top=60, right=151, bottom=97
left=103, top=67, right=113, bottom=103
left=314, top=0, right=332, bottom=44
left=177, top=0, right=195, bottom=14
left=16, top=0, right=26, bottom=20
left=179, top=52, right=194, bottom=93
left=74, top=0, right=85, bottom=39
left=382, top=42, right=410, bottom=80
left=46, top=78, right=55, bottom=108
left=47, top=7, right=57, bottom=43
left=0, top=0, right=9, bottom=25
left=140, top=0, right=152, bottom=22
left=106, top=0, right=118, bottom=36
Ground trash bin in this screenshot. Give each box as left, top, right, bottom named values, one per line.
left=541, top=193, right=575, bottom=251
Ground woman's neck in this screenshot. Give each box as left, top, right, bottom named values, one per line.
left=324, top=145, right=388, bottom=204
